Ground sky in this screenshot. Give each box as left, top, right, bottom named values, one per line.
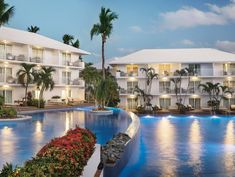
left=5, top=0, right=235, bottom=64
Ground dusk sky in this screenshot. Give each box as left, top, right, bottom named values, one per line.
left=6, top=0, right=235, bottom=63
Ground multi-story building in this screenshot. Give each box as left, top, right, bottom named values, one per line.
left=0, top=27, right=89, bottom=104
left=109, top=48, right=235, bottom=110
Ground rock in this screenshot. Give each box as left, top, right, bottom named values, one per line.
left=101, top=133, right=131, bottom=165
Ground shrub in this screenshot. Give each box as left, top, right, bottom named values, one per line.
left=0, top=107, right=17, bottom=119
left=0, top=95, right=4, bottom=108
left=15, top=127, right=96, bottom=177
left=31, top=99, right=45, bottom=108
left=0, top=163, right=15, bottom=177
left=51, top=96, right=61, bottom=99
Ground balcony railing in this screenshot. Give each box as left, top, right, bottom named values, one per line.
left=62, top=60, right=84, bottom=68
left=62, top=78, right=84, bottom=86
left=119, top=88, right=135, bottom=94
left=116, top=71, right=138, bottom=77
left=30, top=57, right=42, bottom=63
left=223, top=70, right=235, bottom=76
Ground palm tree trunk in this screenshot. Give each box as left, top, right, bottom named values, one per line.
left=25, top=83, right=28, bottom=106
left=102, top=37, right=105, bottom=79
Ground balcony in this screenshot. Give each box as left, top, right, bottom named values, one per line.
left=116, top=71, right=138, bottom=78
left=223, top=70, right=235, bottom=76
left=2, top=53, right=28, bottom=62
left=119, top=88, right=135, bottom=94
left=30, top=57, right=42, bottom=63
left=63, top=60, right=85, bottom=68
left=62, top=78, right=84, bottom=86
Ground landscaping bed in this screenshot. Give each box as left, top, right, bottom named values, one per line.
left=0, top=127, right=96, bottom=177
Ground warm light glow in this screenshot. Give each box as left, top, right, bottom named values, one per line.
left=224, top=120, right=235, bottom=171
left=129, top=77, right=136, bottom=81
left=191, top=76, right=199, bottom=81
left=35, top=90, right=40, bottom=99
left=2, top=40, right=8, bottom=44
left=161, top=94, right=169, bottom=98
left=227, top=76, right=232, bottom=81
left=129, top=94, right=136, bottom=99
left=162, top=77, right=168, bottom=81
left=3, top=85, right=9, bottom=89
left=189, top=119, right=202, bottom=175
left=191, top=94, right=199, bottom=98
left=156, top=118, right=177, bottom=175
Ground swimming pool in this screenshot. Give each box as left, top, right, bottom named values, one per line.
left=120, top=115, right=235, bottom=177
left=0, top=108, right=130, bottom=168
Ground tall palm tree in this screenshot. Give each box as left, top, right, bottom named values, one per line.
left=17, top=63, right=36, bottom=104
left=0, top=0, right=14, bottom=27
left=27, top=25, right=40, bottom=33
left=62, top=34, right=74, bottom=45
left=35, top=66, right=55, bottom=107
left=140, top=67, right=158, bottom=95
left=90, top=7, right=118, bottom=79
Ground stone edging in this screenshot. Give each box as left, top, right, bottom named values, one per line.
left=0, top=115, right=32, bottom=122
left=90, top=110, right=113, bottom=115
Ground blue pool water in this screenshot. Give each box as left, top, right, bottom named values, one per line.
left=120, top=115, right=235, bottom=177
left=0, top=108, right=130, bottom=168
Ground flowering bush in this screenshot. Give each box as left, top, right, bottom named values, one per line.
left=13, top=126, right=96, bottom=177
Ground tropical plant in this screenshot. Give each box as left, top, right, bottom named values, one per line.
left=72, top=39, right=80, bottom=48
left=62, top=34, right=74, bottom=44
left=134, top=85, right=153, bottom=110
left=17, top=63, right=36, bottom=104
left=170, top=67, right=193, bottom=113
left=27, top=25, right=40, bottom=33
left=140, top=67, right=158, bottom=95
left=199, top=82, right=233, bottom=112
left=0, top=163, right=16, bottom=176
left=0, top=0, right=14, bottom=27
left=90, top=7, right=118, bottom=79
left=34, top=66, right=55, bottom=107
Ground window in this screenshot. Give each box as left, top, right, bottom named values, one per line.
left=127, top=81, right=138, bottom=94
left=189, top=81, right=200, bottom=93
left=62, top=53, right=71, bottom=65
left=189, top=64, right=201, bottom=75
left=159, top=81, right=171, bottom=93
left=224, top=98, right=235, bottom=108
left=189, top=98, right=201, bottom=109
left=127, top=98, right=137, bottom=110
left=126, top=65, right=138, bottom=76
left=62, top=71, right=71, bottom=85
left=0, top=67, right=12, bottom=82
left=0, top=90, right=12, bottom=104
left=0, top=44, right=12, bottom=59
left=32, top=48, right=43, bottom=62
left=159, top=98, right=171, bottom=109
left=159, top=64, right=171, bottom=76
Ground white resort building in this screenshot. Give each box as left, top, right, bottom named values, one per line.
left=109, top=48, right=235, bottom=110
left=0, top=27, right=89, bottom=104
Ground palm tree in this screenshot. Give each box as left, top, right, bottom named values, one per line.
left=140, top=67, right=158, bottom=95
left=63, top=34, right=74, bottom=45
left=90, top=7, right=118, bottom=79
left=72, top=39, right=80, bottom=48
left=17, top=63, right=36, bottom=104
left=0, top=0, right=14, bottom=27
left=199, top=82, right=233, bottom=112
left=35, top=66, right=55, bottom=107
left=27, top=25, right=40, bottom=33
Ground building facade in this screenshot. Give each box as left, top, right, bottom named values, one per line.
left=109, top=48, right=235, bottom=110
left=0, top=27, right=89, bottom=104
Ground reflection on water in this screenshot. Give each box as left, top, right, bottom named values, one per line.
left=0, top=109, right=129, bottom=168
left=156, top=118, right=177, bottom=176
left=189, top=119, right=202, bottom=176
left=224, top=120, right=235, bottom=172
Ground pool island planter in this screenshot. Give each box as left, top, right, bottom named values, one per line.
left=90, top=109, right=113, bottom=115
left=102, top=111, right=140, bottom=177
left=0, top=115, right=32, bottom=122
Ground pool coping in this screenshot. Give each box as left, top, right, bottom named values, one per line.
left=0, top=115, right=32, bottom=122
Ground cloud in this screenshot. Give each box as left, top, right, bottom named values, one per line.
left=129, top=25, right=142, bottom=33
left=160, top=1, right=235, bottom=30
left=181, top=39, right=195, bottom=46
left=215, top=40, right=235, bottom=53
left=117, top=48, right=136, bottom=54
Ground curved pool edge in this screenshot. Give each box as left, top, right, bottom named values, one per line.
left=103, top=111, right=140, bottom=177
left=0, top=115, right=32, bottom=122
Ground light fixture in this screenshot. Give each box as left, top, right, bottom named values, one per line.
left=129, top=77, right=136, bottom=81
left=129, top=94, right=136, bottom=99
left=191, top=76, right=199, bottom=81
left=162, top=77, right=168, bottom=81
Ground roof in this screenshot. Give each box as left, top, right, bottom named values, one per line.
left=0, top=27, right=90, bottom=55
left=109, top=48, right=235, bottom=64
left=93, top=58, right=113, bottom=69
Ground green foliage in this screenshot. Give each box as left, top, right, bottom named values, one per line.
left=30, top=99, right=45, bottom=108
left=3, top=107, right=17, bottom=117
left=0, top=163, right=15, bottom=177
left=27, top=25, right=40, bottom=33
left=0, top=95, right=4, bottom=107
left=0, top=0, right=14, bottom=27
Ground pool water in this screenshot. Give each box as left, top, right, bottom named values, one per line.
left=0, top=108, right=130, bottom=168
left=120, top=115, right=235, bottom=177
